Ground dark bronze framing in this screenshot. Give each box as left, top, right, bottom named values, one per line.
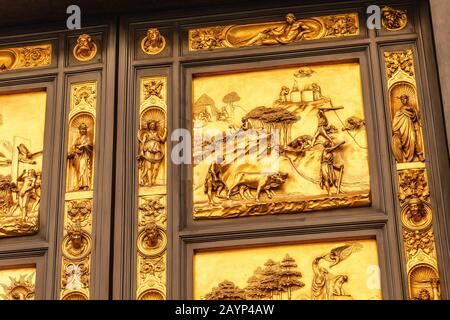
left=0, top=22, right=116, bottom=299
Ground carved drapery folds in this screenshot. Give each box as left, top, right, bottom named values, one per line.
left=67, top=83, right=96, bottom=192
left=60, top=81, right=97, bottom=300
left=0, top=267, right=36, bottom=300
left=0, top=44, right=51, bottom=72
left=384, top=50, right=441, bottom=300
left=381, top=6, right=408, bottom=31
left=137, top=77, right=168, bottom=300
left=385, top=50, right=424, bottom=164
left=189, top=13, right=359, bottom=51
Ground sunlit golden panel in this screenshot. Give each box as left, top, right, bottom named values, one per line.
left=192, top=62, right=370, bottom=219
left=0, top=266, right=36, bottom=300
left=0, top=91, right=47, bottom=237
left=194, top=239, right=381, bottom=300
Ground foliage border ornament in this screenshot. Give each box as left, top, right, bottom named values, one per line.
left=60, top=81, right=97, bottom=300
left=384, top=49, right=441, bottom=300
left=0, top=44, right=51, bottom=72
left=381, top=6, right=408, bottom=31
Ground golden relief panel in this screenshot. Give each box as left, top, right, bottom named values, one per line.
left=0, top=91, right=47, bottom=237
left=0, top=44, right=51, bottom=72
left=137, top=77, right=168, bottom=300
left=73, top=34, right=97, bottom=62
left=192, top=62, right=371, bottom=219
left=141, top=28, right=166, bottom=55
left=381, top=7, right=408, bottom=31
left=189, top=13, right=359, bottom=51
left=67, top=83, right=96, bottom=193
left=0, top=266, right=36, bottom=300
left=384, top=50, right=442, bottom=300
left=60, top=81, right=97, bottom=300
left=194, top=239, right=382, bottom=300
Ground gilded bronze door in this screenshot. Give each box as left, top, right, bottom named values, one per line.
left=0, top=25, right=116, bottom=299
left=0, top=0, right=449, bottom=300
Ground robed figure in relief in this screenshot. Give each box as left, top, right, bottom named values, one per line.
left=392, top=94, right=424, bottom=163
left=138, top=120, right=167, bottom=187
left=68, top=123, right=94, bottom=191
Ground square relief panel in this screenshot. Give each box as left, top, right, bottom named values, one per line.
left=192, top=61, right=371, bottom=219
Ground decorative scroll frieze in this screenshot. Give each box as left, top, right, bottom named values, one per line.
left=60, top=81, right=97, bottom=300
left=384, top=49, right=441, bottom=300
left=0, top=44, right=51, bottom=72
left=189, top=13, right=359, bottom=51
left=384, top=50, right=414, bottom=82
left=136, top=77, right=168, bottom=300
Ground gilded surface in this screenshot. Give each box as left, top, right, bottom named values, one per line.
left=0, top=44, right=51, bottom=72
left=141, top=28, right=166, bottom=55
left=62, top=200, right=93, bottom=260
left=60, top=81, right=97, bottom=300
left=384, top=50, right=441, bottom=300
left=381, top=7, right=408, bottom=31
left=67, top=83, right=96, bottom=192
left=0, top=91, right=47, bottom=237
left=61, top=258, right=90, bottom=300
left=189, top=13, right=359, bottom=51
left=398, top=169, right=432, bottom=230
left=384, top=50, right=414, bottom=80
left=73, top=34, right=97, bottom=62
left=137, top=77, right=168, bottom=300
left=0, top=267, right=35, bottom=300
left=194, top=239, right=381, bottom=300
left=385, top=50, right=424, bottom=164
left=192, top=62, right=370, bottom=219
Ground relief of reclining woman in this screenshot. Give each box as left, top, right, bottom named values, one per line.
left=236, top=13, right=313, bottom=47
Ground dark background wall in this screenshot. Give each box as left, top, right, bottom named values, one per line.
left=429, top=0, right=450, bottom=156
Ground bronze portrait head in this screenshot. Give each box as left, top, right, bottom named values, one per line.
left=73, top=34, right=97, bottom=62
